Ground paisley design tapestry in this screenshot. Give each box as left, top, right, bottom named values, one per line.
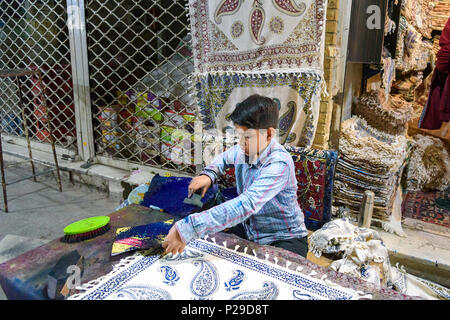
left=187, top=0, right=327, bottom=148
left=69, top=238, right=367, bottom=300
left=196, top=72, right=322, bottom=146
left=189, top=0, right=326, bottom=73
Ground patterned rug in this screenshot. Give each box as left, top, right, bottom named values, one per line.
left=353, top=90, right=413, bottom=136
left=285, top=146, right=338, bottom=231
left=188, top=0, right=327, bottom=148
left=69, top=237, right=383, bottom=300
left=402, top=191, right=450, bottom=229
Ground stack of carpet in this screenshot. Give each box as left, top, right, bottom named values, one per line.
left=353, top=90, right=413, bottom=136
left=395, top=23, right=432, bottom=73
left=392, top=73, right=424, bottom=103
left=333, top=115, right=410, bottom=222
left=432, top=0, right=450, bottom=31
left=393, top=0, right=436, bottom=120
left=401, top=0, right=434, bottom=39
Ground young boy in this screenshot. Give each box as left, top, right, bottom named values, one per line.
left=162, top=94, right=309, bottom=257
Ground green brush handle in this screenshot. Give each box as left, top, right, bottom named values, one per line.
left=63, top=216, right=110, bottom=235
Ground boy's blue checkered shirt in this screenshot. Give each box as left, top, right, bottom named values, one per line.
left=175, top=139, right=308, bottom=245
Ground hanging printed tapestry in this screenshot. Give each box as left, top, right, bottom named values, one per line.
left=196, top=72, right=322, bottom=146
left=188, top=0, right=327, bottom=73
left=69, top=238, right=368, bottom=300
left=187, top=0, right=328, bottom=148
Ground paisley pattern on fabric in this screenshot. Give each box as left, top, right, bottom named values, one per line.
left=189, top=0, right=326, bottom=73
left=215, top=0, right=243, bottom=24
left=224, top=269, right=245, bottom=291
left=279, top=101, right=297, bottom=144
left=286, top=132, right=297, bottom=144
left=160, top=265, right=180, bottom=286
left=273, top=0, right=307, bottom=16
left=190, top=259, right=220, bottom=299
left=292, top=290, right=317, bottom=300
left=109, top=285, right=171, bottom=300
left=195, top=72, right=321, bottom=147
left=69, top=240, right=362, bottom=300
left=249, top=1, right=266, bottom=45
left=231, top=281, right=279, bottom=300
left=189, top=0, right=326, bottom=148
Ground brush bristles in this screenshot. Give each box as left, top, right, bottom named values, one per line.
left=61, top=224, right=110, bottom=243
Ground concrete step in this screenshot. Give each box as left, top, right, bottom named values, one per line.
left=376, top=226, right=450, bottom=288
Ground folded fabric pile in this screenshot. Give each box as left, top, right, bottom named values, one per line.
left=353, top=90, right=413, bottom=136
left=417, top=40, right=434, bottom=71
left=432, top=0, right=450, bottom=31
left=396, top=10, right=433, bottom=74
left=405, top=134, right=450, bottom=192
left=309, top=218, right=392, bottom=288
left=401, top=0, right=434, bottom=39
left=433, top=35, right=441, bottom=56
left=392, top=73, right=424, bottom=103
left=394, top=1, right=436, bottom=120
left=396, top=24, right=423, bottom=73
left=333, top=116, right=410, bottom=222
left=309, top=218, right=450, bottom=300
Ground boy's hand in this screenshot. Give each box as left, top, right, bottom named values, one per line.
left=162, top=226, right=186, bottom=255
left=188, top=175, right=212, bottom=198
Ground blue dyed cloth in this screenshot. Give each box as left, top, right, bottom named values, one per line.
left=141, top=174, right=219, bottom=217
left=111, top=220, right=174, bottom=256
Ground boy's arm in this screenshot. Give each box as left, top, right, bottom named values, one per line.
left=175, top=159, right=290, bottom=244
left=200, top=144, right=238, bottom=185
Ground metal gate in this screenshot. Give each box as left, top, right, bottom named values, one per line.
left=85, top=0, right=198, bottom=175
left=0, top=0, right=77, bottom=153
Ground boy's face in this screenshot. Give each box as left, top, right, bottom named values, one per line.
left=234, top=124, right=273, bottom=158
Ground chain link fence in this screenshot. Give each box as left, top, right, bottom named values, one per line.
left=86, top=0, right=198, bottom=175
left=0, top=0, right=77, bottom=151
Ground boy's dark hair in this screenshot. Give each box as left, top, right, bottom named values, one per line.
left=229, top=94, right=279, bottom=129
